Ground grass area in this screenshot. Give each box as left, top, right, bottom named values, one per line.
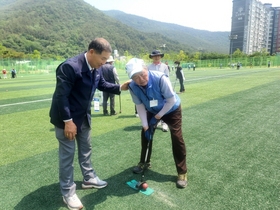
left=0, top=67, right=279, bottom=209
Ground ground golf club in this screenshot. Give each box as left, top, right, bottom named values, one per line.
left=135, top=123, right=156, bottom=191
left=135, top=141, right=150, bottom=191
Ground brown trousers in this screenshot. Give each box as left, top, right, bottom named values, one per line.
left=140, top=105, right=187, bottom=174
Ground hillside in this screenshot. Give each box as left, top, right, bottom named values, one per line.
left=0, top=0, right=229, bottom=58
left=103, top=10, right=230, bottom=54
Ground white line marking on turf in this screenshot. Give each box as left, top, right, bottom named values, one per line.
left=0, top=98, right=52, bottom=107
left=155, top=191, right=178, bottom=208
left=0, top=69, right=271, bottom=108
left=185, top=72, right=242, bottom=82
left=171, top=70, right=267, bottom=85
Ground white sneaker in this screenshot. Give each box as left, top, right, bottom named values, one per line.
left=82, top=176, right=108, bottom=189
left=135, top=114, right=139, bottom=117
left=63, top=194, right=83, bottom=210
left=162, top=123, right=169, bottom=132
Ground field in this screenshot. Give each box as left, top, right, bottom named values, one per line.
left=0, top=66, right=279, bottom=210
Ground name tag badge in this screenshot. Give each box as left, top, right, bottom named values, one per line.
left=150, top=99, right=158, bottom=107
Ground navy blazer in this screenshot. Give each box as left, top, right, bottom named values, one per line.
left=49, top=52, right=120, bottom=131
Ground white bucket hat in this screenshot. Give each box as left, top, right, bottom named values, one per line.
left=125, top=58, right=145, bottom=79
left=107, top=56, right=115, bottom=62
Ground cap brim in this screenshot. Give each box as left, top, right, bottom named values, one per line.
left=149, top=54, right=164, bottom=58
left=129, top=69, right=142, bottom=78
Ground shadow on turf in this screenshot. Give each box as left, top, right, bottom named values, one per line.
left=14, top=183, right=63, bottom=210
left=81, top=168, right=175, bottom=209
left=123, top=126, right=163, bottom=132
left=14, top=168, right=174, bottom=209
left=91, top=113, right=138, bottom=119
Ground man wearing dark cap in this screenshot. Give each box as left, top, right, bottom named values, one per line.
left=148, top=50, right=169, bottom=76
left=148, top=50, right=170, bottom=132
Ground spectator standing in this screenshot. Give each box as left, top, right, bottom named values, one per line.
left=2, top=69, right=7, bottom=79
left=237, top=62, right=240, bottom=70
left=99, top=56, right=120, bottom=116
left=175, top=61, right=185, bottom=93
left=11, top=68, right=17, bottom=78
left=148, top=50, right=169, bottom=132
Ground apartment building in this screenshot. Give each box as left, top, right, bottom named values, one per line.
left=230, top=0, right=280, bottom=55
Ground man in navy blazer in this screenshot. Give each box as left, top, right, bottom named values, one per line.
left=49, top=38, right=129, bottom=210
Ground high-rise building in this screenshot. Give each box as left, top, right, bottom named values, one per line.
left=230, top=0, right=280, bottom=55
left=271, top=7, right=280, bottom=54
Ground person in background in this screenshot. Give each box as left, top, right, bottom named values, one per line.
left=2, top=69, right=7, bottom=79
left=11, top=68, right=17, bottom=78
left=193, top=64, right=195, bottom=71
left=99, top=56, right=120, bottom=116
left=126, top=58, right=188, bottom=188
left=49, top=37, right=130, bottom=210
left=175, top=61, right=185, bottom=93
left=148, top=50, right=169, bottom=76
left=148, top=50, right=169, bottom=132
left=237, top=62, right=240, bottom=70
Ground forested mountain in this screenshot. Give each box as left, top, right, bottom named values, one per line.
left=0, top=0, right=229, bottom=59
left=103, top=10, right=230, bottom=54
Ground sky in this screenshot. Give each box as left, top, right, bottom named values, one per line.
left=84, top=0, right=280, bottom=32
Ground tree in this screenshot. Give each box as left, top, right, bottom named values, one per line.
left=192, top=52, right=200, bottom=62
left=31, top=50, right=41, bottom=59
left=176, top=50, right=187, bottom=62
left=0, top=44, right=7, bottom=58
left=233, top=48, right=245, bottom=58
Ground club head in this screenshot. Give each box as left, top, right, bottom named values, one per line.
left=136, top=181, right=148, bottom=190
left=136, top=181, right=142, bottom=189
left=136, top=181, right=144, bottom=189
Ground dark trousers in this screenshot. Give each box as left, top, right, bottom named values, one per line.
left=139, top=105, right=187, bottom=174
left=103, top=91, right=115, bottom=114
left=179, top=78, right=185, bottom=92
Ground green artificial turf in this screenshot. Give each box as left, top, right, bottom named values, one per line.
left=0, top=67, right=279, bottom=209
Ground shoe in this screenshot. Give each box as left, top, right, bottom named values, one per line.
left=63, top=194, right=83, bottom=210
left=176, top=173, right=187, bottom=188
left=162, top=123, right=169, bottom=132
left=103, top=111, right=109, bottom=116
left=110, top=111, right=117, bottom=115
left=132, top=162, right=151, bottom=174
left=82, top=176, right=108, bottom=189
left=135, top=114, right=139, bottom=117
